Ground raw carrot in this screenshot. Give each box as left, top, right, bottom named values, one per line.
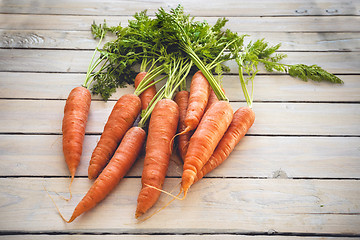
left=62, top=86, right=91, bottom=184
left=204, top=88, right=225, bottom=112
left=181, top=100, right=233, bottom=195
left=134, top=72, right=157, bottom=111
left=181, top=71, right=211, bottom=134
left=88, top=94, right=141, bottom=179
left=135, top=99, right=179, bottom=218
left=174, top=90, right=191, bottom=161
left=194, top=107, right=255, bottom=183
left=63, top=127, right=146, bottom=223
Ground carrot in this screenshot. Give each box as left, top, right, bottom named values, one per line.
left=181, top=100, right=233, bottom=195
left=62, top=86, right=91, bottom=184
left=135, top=99, right=179, bottom=218
left=181, top=71, right=211, bottom=134
left=63, top=127, right=146, bottom=223
left=88, top=94, right=141, bottom=179
left=174, top=90, right=191, bottom=161
left=194, top=107, right=255, bottom=183
left=204, top=88, right=225, bottom=112
left=134, top=72, right=157, bottom=111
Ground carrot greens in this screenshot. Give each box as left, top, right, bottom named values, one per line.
left=87, top=5, right=343, bottom=104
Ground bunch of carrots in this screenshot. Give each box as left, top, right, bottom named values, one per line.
left=53, top=5, right=343, bottom=222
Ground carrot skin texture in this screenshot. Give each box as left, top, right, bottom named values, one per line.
left=62, top=86, right=91, bottom=180
left=182, top=101, right=233, bottom=193
left=174, top=90, right=191, bottom=161
left=135, top=99, right=179, bottom=218
left=194, top=107, right=255, bottom=183
left=183, top=71, right=211, bottom=133
left=134, top=72, right=157, bottom=111
left=88, top=94, right=141, bottom=179
left=204, top=88, right=225, bottom=112
left=67, top=127, right=146, bottom=222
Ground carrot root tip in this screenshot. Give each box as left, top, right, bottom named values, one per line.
left=43, top=185, right=72, bottom=223
left=136, top=187, right=183, bottom=223
left=143, top=183, right=185, bottom=201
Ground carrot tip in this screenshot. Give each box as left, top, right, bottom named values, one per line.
left=52, top=175, right=73, bottom=201
left=135, top=211, right=143, bottom=219
left=43, top=184, right=72, bottom=223
left=178, top=126, right=191, bottom=136
left=136, top=188, right=183, bottom=223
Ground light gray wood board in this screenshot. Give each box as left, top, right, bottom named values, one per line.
left=1, top=30, right=359, bottom=51
left=1, top=100, right=359, bottom=135
left=1, top=15, right=359, bottom=32
left=0, top=50, right=358, bottom=74
left=0, top=73, right=355, bottom=102
left=1, top=0, right=359, bottom=16
left=1, top=135, right=359, bottom=178
left=0, top=178, right=359, bottom=233
left=1, top=236, right=359, bottom=240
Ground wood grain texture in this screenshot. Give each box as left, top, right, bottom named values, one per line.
left=0, top=72, right=356, bottom=102
left=1, top=100, right=359, bottom=135
left=0, top=135, right=359, bottom=179
left=2, top=237, right=360, bottom=240
left=0, top=0, right=359, bottom=237
left=0, top=178, right=359, bottom=233
left=1, top=49, right=358, bottom=74
left=1, top=14, right=360, bottom=32
left=1, top=236, right=359, bottom=240
left=1, top=0, right=359, bottom=16
left=1, top=30, right=359, bottom=51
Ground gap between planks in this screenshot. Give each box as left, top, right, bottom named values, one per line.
left=0, top=231, right=360, bottom=238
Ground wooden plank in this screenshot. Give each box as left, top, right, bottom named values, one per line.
left=0, top=100, right=359, bottom=135
left=222, top=75, right=357, bottom=102
left=2, top=100, right=359, bottom=135
left=0, top=178, right=359, bottom=234
left=1, top=15, right=359, bottom=32
left=0, top=135, right=359, bottom=179
left=0, top=49, right=358, bottom=74
left=1, top=236, right=359, bottom=240
left=1, top=30, right=359, bottom=52
left=222, top=52, right=360, bottom=75
left=1, top=0, right=359, bottom=16
left=0, top=73, right=356, bottom=102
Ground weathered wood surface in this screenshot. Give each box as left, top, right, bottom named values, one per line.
left=0, top=0, right=359, bottom=238
left=0, top=178, right=359, bottom=234
left=1, top=30, right=360, bottom=51
left=0, top=73, right=357, bottom=101
left=2, top=237, right=360, bottom=240
left=1, top=100, right=359, bottom=135
left=1, top=50, right=359, bottom=74
left=0, top=237, right=358, bottom=240
left=1, top=15, right=359, bottom=32
left=1, top=135, right=359, bottom=179
left=1, top=0, right=359, bottom=16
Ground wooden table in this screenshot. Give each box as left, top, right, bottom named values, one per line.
left=1, top=0, right=360, bottom=239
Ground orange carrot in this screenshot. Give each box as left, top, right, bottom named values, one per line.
left=88, top=94, right=141, bottom=179
left=194, top=107, right=255, bottom=183
left=174, top=90, right=191, bottom=161
left=62, top=86, right=91, bottom=183
left=182, top=71, right=211, bottom=134
left=135, top=99, right=179, bottom=218
left=63, top=127, right=146, bottom=223
left=134, top=72, right=157, bottom=111
left=181, top=101, right=233, bottom=195
left=204, top=88, right=225, bottom=112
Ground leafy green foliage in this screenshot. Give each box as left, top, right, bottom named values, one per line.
left=288, top=64, right=343, bottom=84
left=88, top=11, right=165, bottom=100
left=86, top=5, right=343, bottom=102
left=91, top=21, right=108, bottom=39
